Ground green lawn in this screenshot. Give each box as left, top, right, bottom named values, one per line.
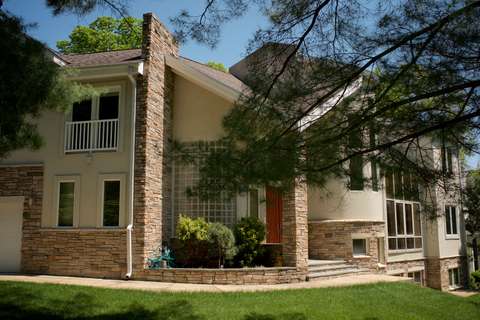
left=0, top=281, right=478, bottom=320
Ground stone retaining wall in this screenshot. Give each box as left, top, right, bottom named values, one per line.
left=308, top=220, right=385, bottom=269
left=138, top=267, right=303, bottom=285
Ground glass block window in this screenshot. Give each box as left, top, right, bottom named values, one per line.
left=174, top=141, right=236, bottom=227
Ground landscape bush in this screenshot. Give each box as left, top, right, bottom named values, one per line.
left=207, top=222, right=236, bottom=267
left=233, top=216, right=266, bottom=267
left=173, top=216, right=236, bottom=268
left=470, top=271, right=480, bottom=290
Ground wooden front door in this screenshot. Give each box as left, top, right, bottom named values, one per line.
left=266, top=186, right=282, bottom=243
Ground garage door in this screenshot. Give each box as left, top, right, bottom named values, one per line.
left=0, top=196, right=24, bottom=273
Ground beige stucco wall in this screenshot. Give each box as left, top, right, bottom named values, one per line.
left=0, top=78, right=133, bottom=228
left=172, top=74, right=233, bottom=142
left=308, top=162, right=384, bottom=221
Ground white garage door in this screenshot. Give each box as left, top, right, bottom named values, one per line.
left=0, top=196, right=24, bottom=273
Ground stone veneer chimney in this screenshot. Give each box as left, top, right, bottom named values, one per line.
left=133, top=13, right=178, bottom=270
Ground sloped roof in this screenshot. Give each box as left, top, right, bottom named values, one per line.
left=59, top=48, right=249, bottom=97
left=59, top=48, right=142, bottom=67
left=177, top=57, right=248, bottom=94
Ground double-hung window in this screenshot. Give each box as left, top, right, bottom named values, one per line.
left=445, top=205, right=459, bottom=238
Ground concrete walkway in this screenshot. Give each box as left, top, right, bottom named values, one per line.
left=0, top=274, right=408, bottom=293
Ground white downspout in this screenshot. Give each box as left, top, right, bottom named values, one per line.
left=125, top=63, right=141, bottom=279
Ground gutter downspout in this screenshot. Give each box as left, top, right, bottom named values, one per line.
left=125, top=64, right=141, bottom=279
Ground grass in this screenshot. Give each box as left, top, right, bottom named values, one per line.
left=0, top=281, right=479, bottom=320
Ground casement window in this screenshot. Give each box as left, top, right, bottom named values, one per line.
left=441, top=146, right=454, bottom=174
left=387, top=200, right=422, bottom=250
left=408, top=271, right=424, bottom=285
left=352, top=239, right=367, bottom=256
left=97, top=174, right=125, bottom=227
left=371, top=159, right=378, bottom=191
left=445, top=205, right=459, bottom=237
left=55, top=176, right=80, bottom=227
left=248, top=188, right=259, bottom=219
left=349, top=129, right=364, bottom=191
left=65, top=90, right=121, bottom=153
left=369, top=125, right=378, bottom=192
left=448, top=268, right=460, bottom=289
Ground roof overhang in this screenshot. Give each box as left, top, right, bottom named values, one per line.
left=165, top=55, right=240, bottom=103
left=64, top=61, right=144, bottom=81
left=299, top=78, right=363, bottom=131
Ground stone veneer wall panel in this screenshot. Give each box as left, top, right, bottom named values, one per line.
left=308, top=220, right=385, bottom=269
left=282, top=180, right=308, bottom=277
left=426, top=256, right=467, bottom=291
left=133, top=13, right=179, bottom=270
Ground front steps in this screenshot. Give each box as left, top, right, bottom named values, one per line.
left=307, top=259, right=370, bottom=281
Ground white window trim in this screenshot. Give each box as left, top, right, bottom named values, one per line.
left=54, top=175, right=80, bottom=228
left=445, top=205, right=459, bottom=239
left=97, top=173, right=126, bottom=228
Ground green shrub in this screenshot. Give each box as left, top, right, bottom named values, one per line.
left=233, top=217, right=266, bottom=267
left=176, top=215, right=209, bottom=241
left=207, top=222, right=236, bottom=267
left=470, top=271, right=480, bottom=290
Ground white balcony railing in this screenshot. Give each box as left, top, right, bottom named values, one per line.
left=64, top=119, right=119, bottom=153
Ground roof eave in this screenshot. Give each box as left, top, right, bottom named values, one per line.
left=64, top=61, right=144, bottom=80
left=165, top=55, right=240, bottom=103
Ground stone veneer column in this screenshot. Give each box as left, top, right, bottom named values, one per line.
left=133, top=13, right=178, bottom=270
left=282, top=180, right=309, bottom=275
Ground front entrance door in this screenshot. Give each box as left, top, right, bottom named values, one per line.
left=266, top=186, right=282, bottom=243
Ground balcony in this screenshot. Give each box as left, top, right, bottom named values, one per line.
left=64, top=119, right=119, bottom=153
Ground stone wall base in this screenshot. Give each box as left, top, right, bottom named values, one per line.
left=23, top=229, right=127, bottom=279
left=138, top=267, right=306, bottom=285
left=308, top=220, right=385, bottom=269
left=426, top=256, right=467, bottom=291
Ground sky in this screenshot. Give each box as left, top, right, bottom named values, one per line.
left=4, top=0, right=479, bottom=168
left=3, top=0, right=268, bottom=67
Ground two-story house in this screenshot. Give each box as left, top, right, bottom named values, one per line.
left=0, top=13, right=467, bottom=290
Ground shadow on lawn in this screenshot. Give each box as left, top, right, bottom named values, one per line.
left=0, top=285, right=312, bottom=320
left=0, top=286, right=205, bottom=320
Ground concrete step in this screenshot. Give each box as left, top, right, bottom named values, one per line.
left=307, top=268, right=370, bottom=280
left=308, top=259, right=346, bottom=267
left=308, top=263, right=356, bottom=273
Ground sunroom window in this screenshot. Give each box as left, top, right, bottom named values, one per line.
left=386, top=169, right=422, bottom=251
